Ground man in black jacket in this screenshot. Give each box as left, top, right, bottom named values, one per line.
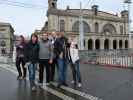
left=49, top=32, right=58, bottom=82
left=54, top=32, right=69, bottom=88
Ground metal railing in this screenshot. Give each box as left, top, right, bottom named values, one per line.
left=1, top=49, right=133, bottom=68
left=79, top=49, right=133, bottom=68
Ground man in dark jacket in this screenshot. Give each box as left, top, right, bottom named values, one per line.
left=54, top=32, right=69, bottom=88
left=25, top=34, right=39, bottom=91
left=49, top=32, right=58, bottom=82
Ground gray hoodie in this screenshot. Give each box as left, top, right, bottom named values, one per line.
left=39, top=39, right=53, bottom=60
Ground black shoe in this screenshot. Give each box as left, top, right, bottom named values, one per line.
left=63, top=83, right=68, bottom=87
left=57, top=84, right=62, bottom=88
left=17, top=76, right=19, bottom=80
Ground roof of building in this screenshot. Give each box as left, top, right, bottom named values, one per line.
left=0, top=22, right=13, bottom=26
left=0, top=22, right=15, bottom=32
left=47, top=8, right=127, bottom=22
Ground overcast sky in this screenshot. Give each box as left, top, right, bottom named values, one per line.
left=0, top=0, right=133, bottom=36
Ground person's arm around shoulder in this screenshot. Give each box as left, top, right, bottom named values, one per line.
left=24, top=42, right=30, bottom=67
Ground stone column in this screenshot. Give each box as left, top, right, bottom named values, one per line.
left=117, top=39, right=119, bottom=49
left=110, top=39, right=113, bottom=50
left=101, top=39, right=104, bottom=50
left=122, top=40, right=125, bottom=49
left=93, top=39, right=95, bottom=50
left=84, top=39, right=87, bottom=50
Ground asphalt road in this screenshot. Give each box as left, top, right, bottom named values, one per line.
left=1, top=63, right=133, bottom=100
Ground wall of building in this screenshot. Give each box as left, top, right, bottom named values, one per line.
left=0, top=25, right=14, bottom=55
left=48, top=14, right=127, bottom=34
left=48, top=13, right=131, bottom=50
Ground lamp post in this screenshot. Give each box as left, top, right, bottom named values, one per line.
left=79, top=2, right=84, bottom=50
left=124, top=0, right=132, bottom=48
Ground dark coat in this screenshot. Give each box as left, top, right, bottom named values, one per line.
left=25, top=41, right=40, bottom=63
left=54, top=36, right=69, bottom=59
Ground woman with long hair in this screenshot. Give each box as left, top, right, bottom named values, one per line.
left=25, top=34, right=39, bottom=91
left=16, top=35, right=27, bottom=80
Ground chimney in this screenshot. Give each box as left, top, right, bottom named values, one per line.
left=66, top=5, right=70, bottom=10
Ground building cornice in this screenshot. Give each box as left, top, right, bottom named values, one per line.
left=65, top=32, right=130, bottom=38
left=47, top=9, right=127, bottom=23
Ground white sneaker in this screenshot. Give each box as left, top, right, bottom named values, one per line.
left=31, top=86, right=36, bottom=91
left=46, top=83, right=50, bottom=86
left=71, top=81, right=75, bottom=84
left=44, top=83, right=50, bottom=86
left=38, top=83, right=43, bottom=87
left=78, top=83, right=82, bottom=87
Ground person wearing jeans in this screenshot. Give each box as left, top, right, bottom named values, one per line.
left=49, top=32, right=58, bottom=82
left=54, top=32, right=68, bottom=88
left=25, top=34, right=39, bottom=91
left=57, top=58, right=67, bottom=86
left=28, top=63, right=37, bottom=87
left=70, top=41, right=82, bottom=87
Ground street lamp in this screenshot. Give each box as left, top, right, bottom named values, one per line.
left=124, top=0, right=132, bottom=48
left=79, top=2, right=84, bottom=50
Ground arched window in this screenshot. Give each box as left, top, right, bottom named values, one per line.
left=120, top=25, right=123, bottom=34
left=104, top=39, right=109, bottom=50
left=1, top=48, right=6, bottom=55
left=95, top=22, right=99, bottom=33
left=84, top=39, right=86, bottom=47
left=95, top=39, right=100, bottom=49
left=103, top=24, right=116, bottom=34
left=0, top=40, right=6, bottom=47
left=72, top=21, right=91, bottom=33
left=125, top=40, right=128, bottom=48
left=88, top=39, right=93, bottom=50
left=119, top=40, right=123, bottom=49
left=113, top=40, right=117, bottom=49
left=60, top=20, right=65, bottom=32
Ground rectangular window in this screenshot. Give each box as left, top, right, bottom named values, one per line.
left=60, top=20, right=65, bottom=32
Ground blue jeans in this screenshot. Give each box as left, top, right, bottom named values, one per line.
left=28, top=63, right=37, bottom=87
left=57, top=58, right=67, bottom=84
left=74, top=60, right=81, bottom=83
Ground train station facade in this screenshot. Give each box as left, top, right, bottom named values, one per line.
left=41, top=0, right=132, bottom=50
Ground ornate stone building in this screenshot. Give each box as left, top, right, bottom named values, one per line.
left=42, top=0, right=132, bottom=50
left=0, top=22, right=14, bottom=56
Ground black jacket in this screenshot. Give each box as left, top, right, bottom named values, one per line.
left=54, top=36, right=68, bottom=59
left=25, top=41, right=40, bottom=63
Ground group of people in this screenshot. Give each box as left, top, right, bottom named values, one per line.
left=15, top=32, right=82, bottom=91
